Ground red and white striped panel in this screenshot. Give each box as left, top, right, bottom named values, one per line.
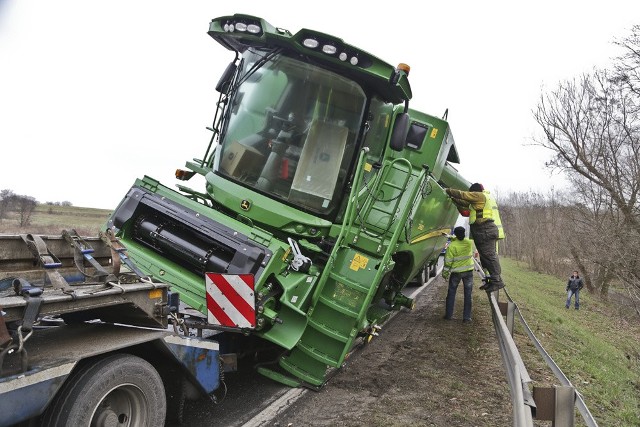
left=205, top=273, right=256, bottom=329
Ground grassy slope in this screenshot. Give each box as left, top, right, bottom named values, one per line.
left=502, top=258, right=640, bottom=426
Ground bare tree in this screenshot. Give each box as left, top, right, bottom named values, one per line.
left=533, top=34, right=640, bottom=303
left=614, top=25, right=640, bottom=99
left=535, top=71, right=639, bottom=226
left=564, top=176, right=619, bottom=297
left=16, top=195, right=37, bottom=227
left=0, top=189, right=14, bottom=220
left=501, top=190, right=572, bottom=278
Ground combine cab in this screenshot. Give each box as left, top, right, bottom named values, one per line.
left=107, top=14, right=470, bottom=387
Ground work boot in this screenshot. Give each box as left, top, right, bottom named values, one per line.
left=485, top=281, right=505, bottom=293
left=479, top=276, right=494, bottom=290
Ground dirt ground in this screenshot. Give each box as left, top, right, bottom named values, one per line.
left=271, top=276, right=514, bottom=426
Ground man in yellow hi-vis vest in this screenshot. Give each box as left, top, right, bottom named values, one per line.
left=442, top=226, right=475, bottom=322
left=446, top=183, right=505, bottom=293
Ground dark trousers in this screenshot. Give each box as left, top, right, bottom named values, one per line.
left=445, top=270, right=474, bottom=320
left=470, top=221, right=502, bottom=284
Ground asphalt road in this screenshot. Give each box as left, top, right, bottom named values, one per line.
left=169, top=361, right=289, bottom=427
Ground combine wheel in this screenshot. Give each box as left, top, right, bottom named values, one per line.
left=41, top=353, right=166, bottom=427
left=428, top=263, right=437, bottom=278
left=414, top=265, right=427, bottom=287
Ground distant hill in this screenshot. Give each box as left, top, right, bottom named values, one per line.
left=0, top=204, right=112, bottom=236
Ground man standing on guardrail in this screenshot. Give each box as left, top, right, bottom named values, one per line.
left=442, top=226, right=475, bottom=323
left=445, top=183, right=505, bottom=293
left=565, top=270, right=584, bottom=310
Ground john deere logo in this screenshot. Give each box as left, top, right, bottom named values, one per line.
left=240, top=199, right=251, bottom=211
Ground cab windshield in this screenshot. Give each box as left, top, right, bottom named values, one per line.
left=216, top=50, right=366, bottom=215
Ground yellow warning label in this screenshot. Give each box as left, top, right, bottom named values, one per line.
left=364, top=163, right=372, bottom=172
left=350, top=253, right=369, bottom=271
left=430, top=128, right=438, bottom=138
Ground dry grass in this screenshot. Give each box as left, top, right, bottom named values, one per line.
left=0, top=205, right=111, bottom=236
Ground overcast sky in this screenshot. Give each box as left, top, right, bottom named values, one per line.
left=1, top=1, right=638, bottom=209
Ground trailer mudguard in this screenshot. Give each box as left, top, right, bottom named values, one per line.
left=0, top=363, right=74, bottom=426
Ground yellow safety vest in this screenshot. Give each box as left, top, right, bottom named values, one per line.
left=444, top=238, right=475, bottom=273
left=469, top=191, right=505, bottom=239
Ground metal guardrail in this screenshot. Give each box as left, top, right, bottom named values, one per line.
left=477, top=261, right=599, bottom=427
left=487, top=292, right=534, bottom=426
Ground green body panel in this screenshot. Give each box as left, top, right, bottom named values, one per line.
left=205, top=172, right=333, bottom=239
left=108, top=176, right=315, bottom=349
left=106, top=14, right=472, bottom=388
left=396, top=179, right=461, bottom=280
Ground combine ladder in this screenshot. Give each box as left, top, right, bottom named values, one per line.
left=279, top=155, right=427, bottom=386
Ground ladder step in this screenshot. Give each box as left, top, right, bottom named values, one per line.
left=381, top=180, right=405, bottom=190
left=328, top=272, right=370, bottom=293
left=307, top=318, right=351, bottom=343
left=318, top=295, right=359, bottom=318
left=256, top=367, right=302, bottom=387
left=368, top=204, right=397, bottom=216
left=297, top=340, right=340, bottom=366
left=279, top=351, right=328, bottom=386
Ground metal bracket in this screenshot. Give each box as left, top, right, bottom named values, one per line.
left=287, top=238, right=311, bottom=273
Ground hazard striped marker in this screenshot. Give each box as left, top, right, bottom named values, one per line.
left=205, top=273, right=256, bottom=329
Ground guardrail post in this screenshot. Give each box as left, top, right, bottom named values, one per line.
left=555, top=386, right=576, bottom=427
left=498, top=301, right=516, bottom=335
left=533, top=386, right=575, bottom=426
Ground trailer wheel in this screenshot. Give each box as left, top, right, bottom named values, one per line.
left=41, top=353, right=166, bottom=427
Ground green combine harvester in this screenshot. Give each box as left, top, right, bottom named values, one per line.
left=106, top=13, right=470, bottom=388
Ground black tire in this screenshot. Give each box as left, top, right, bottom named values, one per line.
left=419, top=265, right=428, bottom=286
left=408, top=265, right=427, bottom=287
left=163, top=369, right=186, bottom=425
left=428, top=263, right=437, bottom=278
left=41, top=353, right=166, bottom=427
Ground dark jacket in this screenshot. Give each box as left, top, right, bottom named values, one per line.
left=566, top=276, right=584, bottom=291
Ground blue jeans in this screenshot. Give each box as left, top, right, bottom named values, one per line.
left=445, top=270, right=474, bottom=320
left=566, top=289, right=580, bottom=309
